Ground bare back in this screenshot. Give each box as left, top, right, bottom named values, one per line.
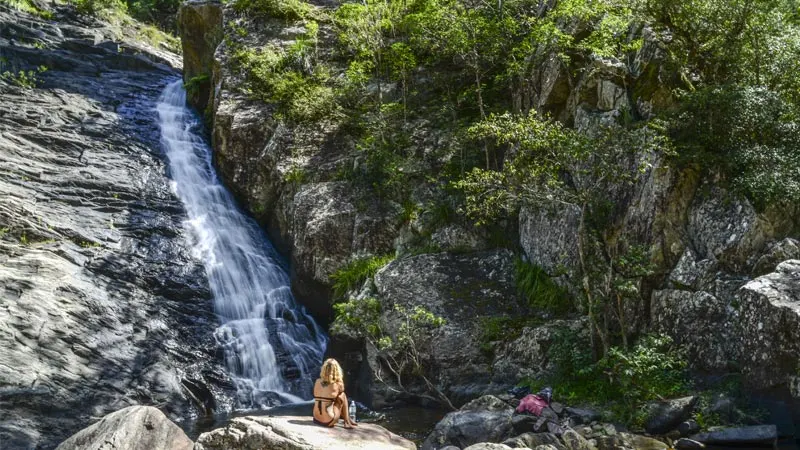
left=312, top=378, right=343, bottom=426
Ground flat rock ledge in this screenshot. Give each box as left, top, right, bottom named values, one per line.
left=194, top=415, right=417, bottom=450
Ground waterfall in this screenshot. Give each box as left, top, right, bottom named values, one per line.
left=156, top=80, right=327, bottom=407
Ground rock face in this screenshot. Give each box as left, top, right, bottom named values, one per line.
left=738, top=260, right=800, bottom=390
left=194, top=415, right=415, bottom=450
left=56, top=406, right=193, bottom=450
left=0, top=5, right=233, bottom=448
left=178, top=0, right=223, bottom=114
left=367, top=251, right=525, bottom=405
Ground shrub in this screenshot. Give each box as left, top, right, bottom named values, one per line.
left=74, top=0, right=128, bottom=18
left=524, top=331, right=688, bottom=427
left=330, top=254, right=394, bottom=299
left=2, top=0, right=53, bottom=18
left=231, top=0, right=312, bottom=21
left=1, top=66, right=47, bottom=89
left=515, top=259, right=572, bottom=316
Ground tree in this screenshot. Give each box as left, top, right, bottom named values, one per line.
left=456, top=111, right=670, bottom=356
left=331, top=297, right=456, bottom=410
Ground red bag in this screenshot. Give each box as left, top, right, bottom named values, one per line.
left=515, top=394, right=549, bottom=416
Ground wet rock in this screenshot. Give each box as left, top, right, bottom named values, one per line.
left=194, top=415, right=414, bottom=450
left=56, top=406, right=193, bottom=450
left=690, top=425, right=777, bottom=447
left=738, top=260, right=800, bottom=390
left=422, top=395, right=514, bottom=450
left=564, top=407, right=601, bottom=425
left=644, top=396, right=697, bottom=434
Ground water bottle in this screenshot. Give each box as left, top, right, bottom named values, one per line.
left=349, top=400, right=356, bottom=423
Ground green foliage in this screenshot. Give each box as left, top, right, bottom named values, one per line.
left=126, top=0, right=181, bottom=29
left=233, top=43, right=340, bottom=122
left=332, top=295, right=452, bottom=407
left=515, top=259, right=572, bottom=315
left=74, top=0, right=128, bottom=18
left=526, top=331, right=688, bottom=426
left=1, top=66, right=47, bottom=89
left=671, top=85, right=800, bottom=207
left=1, top=0, right=53, bottom=18
left=331, top=296, right=383, bottom=338
left=330, top=254, right=394, bottom=299
left=477, top=315, right=543, bottom=357
left=231, top=0, right=312, bottom=21
left=283, top=165, right=307, bottom=184
left=184, top=74, right=210, bottom=98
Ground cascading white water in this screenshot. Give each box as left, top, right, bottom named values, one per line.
left=156, top=80, right=327, bottom=407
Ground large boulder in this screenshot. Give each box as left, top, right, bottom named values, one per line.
left=371, top=251, right=525, bottom=405
left=492, top=319, right=589, bottom=384
left=56, top=406, right=193, bottom=450
left=421, top=396, right=515, bottom=450
left=643, top=396, right=697, bottom=435
left=194, top=415, right=414, bottom=450
left=690, top=425, right=777, bottom=447
left=650, top=290, right=739, bottom=372
left=738, top=260, right=800, bottom=391
left=178, top=0, right=223, bottom=113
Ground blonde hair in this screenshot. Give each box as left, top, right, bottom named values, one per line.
left=320, top=358, right=344, bottom=385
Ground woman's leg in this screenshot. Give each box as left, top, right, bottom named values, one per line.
left=336, top=393, right=357, bottom=428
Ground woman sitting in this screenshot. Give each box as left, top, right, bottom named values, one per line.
left=312, top=358, right=358, bottom=429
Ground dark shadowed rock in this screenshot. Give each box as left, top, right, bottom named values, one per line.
left=422, top=395, right=515, bottom=450
left=56, top=406, right=193, bottom=450
left=564, top=407, right=601, bottom=425
left=644, top=396, right=697, bottom=434
left=690, top=425, right=777, bottom=446
left=370, top=251, right=524, bottom=405
left=678, top=420, right=701, bottom=437
left=674, top=438, right=705, bottom=449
